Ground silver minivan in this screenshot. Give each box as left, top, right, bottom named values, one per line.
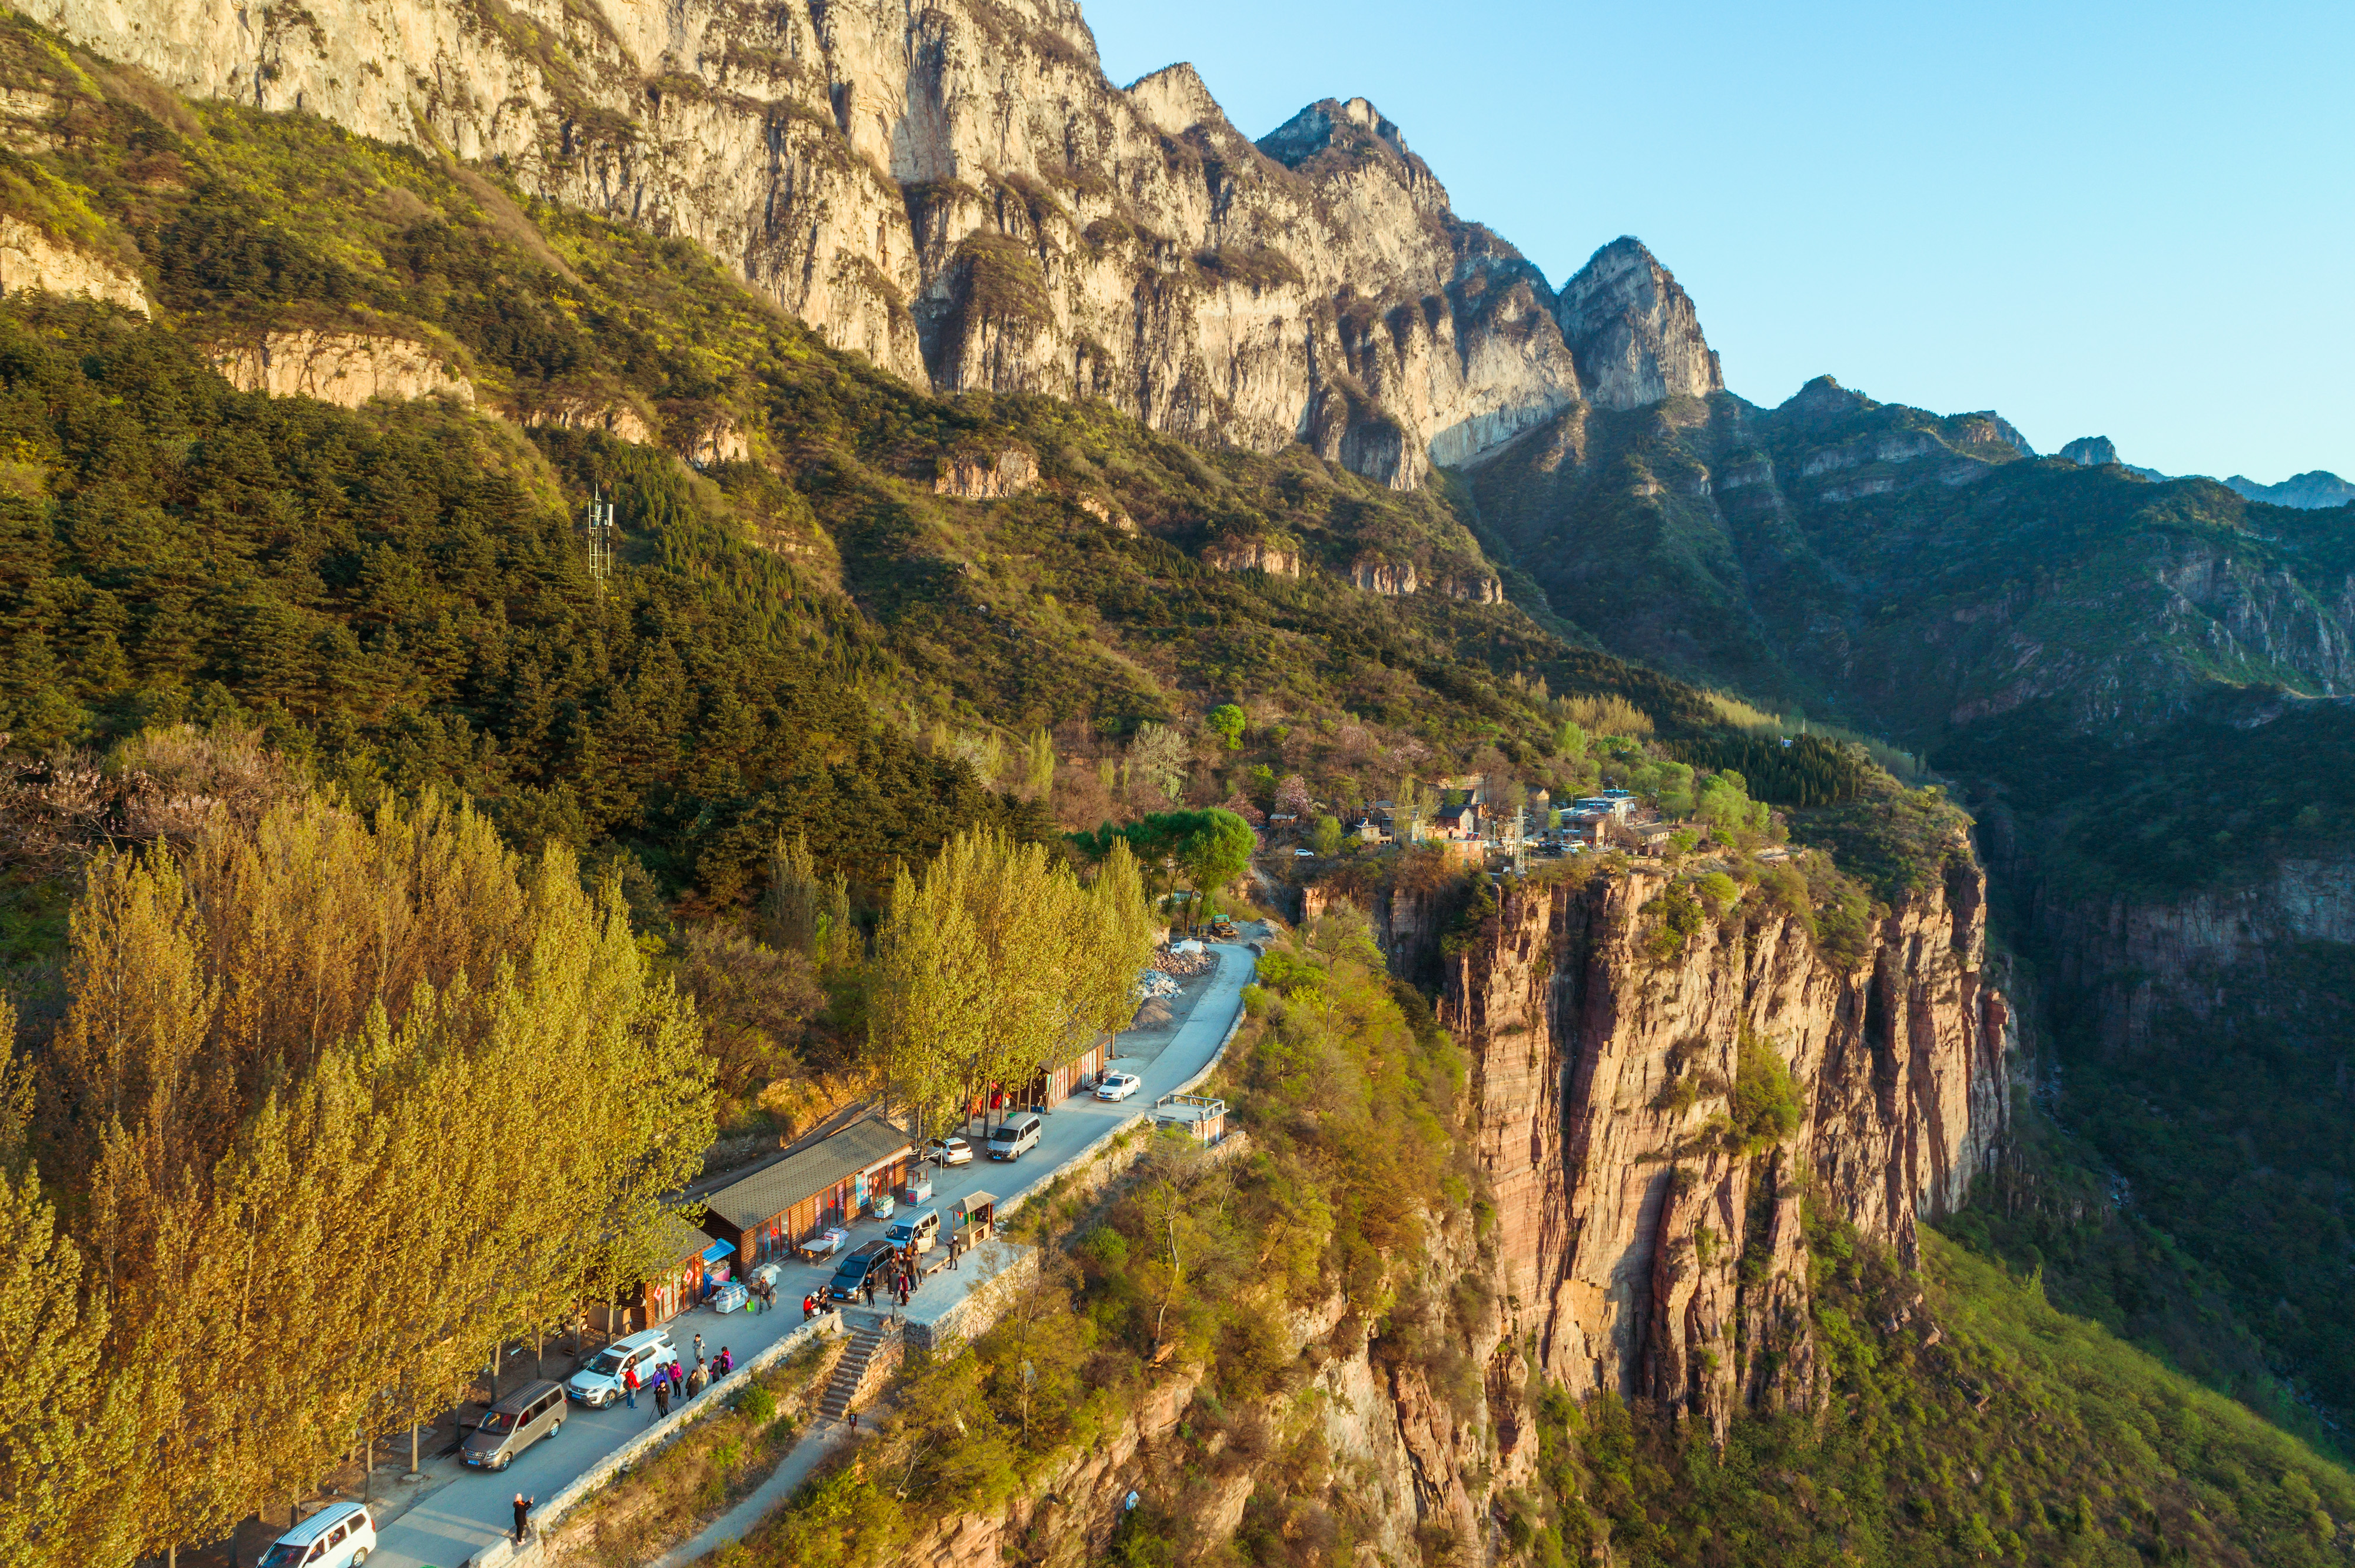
left=886, top=1207, right=940, bottom=1254
left=463, top=1379, right=566, bottom=1469
left=987, top=1114, right=1043, bottom=1161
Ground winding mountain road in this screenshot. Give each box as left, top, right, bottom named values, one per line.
left=363, top=933, right=1262, bottom=1568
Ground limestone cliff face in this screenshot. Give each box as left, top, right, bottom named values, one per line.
left=1201, top=537, right=1301, bottom=577
left=208, top=329, right=473, bottom=407
left=1439, top=862, right=2010, bottom=1437
left=1553, top=237, right=1722, bottom=412
left=0, top=215, right=148, bottom=314
left=34, top=0, right=1723, bottom=489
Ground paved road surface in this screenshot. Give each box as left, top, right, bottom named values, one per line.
left=365, top=934, right=1260, bottom=1568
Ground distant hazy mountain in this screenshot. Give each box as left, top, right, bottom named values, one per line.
left=2061, top=435, right=2349, bottom=508
left=2220, top=470, right=2355, bottom=509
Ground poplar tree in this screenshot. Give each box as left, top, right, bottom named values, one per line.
left=0, top=1011, right=142, bottom=1568
left=868, top=830, right=1155, bottom=1132
left=18, top=789, right=716, bottom=1563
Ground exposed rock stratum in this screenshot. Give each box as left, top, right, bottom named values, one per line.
left=41, top=0, right=1716, bottom=487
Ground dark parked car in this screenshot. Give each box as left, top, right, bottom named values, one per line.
left=826, top=1240, right=895, bottom=1302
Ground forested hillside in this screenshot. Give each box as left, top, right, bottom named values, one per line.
left=0, top=6, right=1717, bottom=918
left=0, top=9, right=2350, bottom=1567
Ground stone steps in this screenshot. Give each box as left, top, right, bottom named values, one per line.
left=816, top=1323, right=901, bottom=1421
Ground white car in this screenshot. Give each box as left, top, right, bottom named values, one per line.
left=565, top=1327, right=678, bottom=1408
left=1095, top=1071, right=1142, bottom=1102
left=255, top=1503, right=374, bottom=1568
left=925, top=1135, right=973, bottom=1167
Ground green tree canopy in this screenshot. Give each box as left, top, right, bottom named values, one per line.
left=1204, top=704, right=1247, bottom=750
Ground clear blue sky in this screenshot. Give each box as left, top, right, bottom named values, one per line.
left=1082, top=0, right=2352, bottom=483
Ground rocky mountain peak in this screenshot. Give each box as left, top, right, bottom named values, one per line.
left=1554, top=236, right=1724, bottom=411
left=1122, top=62, right=1228, bottom=139
left=1780, top=374, right=1873, bottom=421
left=1256, top=96, right=1415, bottom=169
left=2062, top=435, right=2119, bottom=466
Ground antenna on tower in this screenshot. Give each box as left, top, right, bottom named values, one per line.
left=584, top=488, right=616, bottom=594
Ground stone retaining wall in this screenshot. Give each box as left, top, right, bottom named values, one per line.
left=470, top=1312, right=846, bottom=1567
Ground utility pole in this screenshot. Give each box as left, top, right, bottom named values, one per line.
left=584, top=488, right=616, bottom=595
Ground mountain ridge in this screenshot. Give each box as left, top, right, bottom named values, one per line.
left=2062, top=433, right=2350, bottom=507
left=32, top=0, right=1719, bottom=490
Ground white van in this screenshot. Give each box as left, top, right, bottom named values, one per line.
left=255, top=1504, right=374, bottom=1568
left=987, top=1113, right=1043, bottom=1161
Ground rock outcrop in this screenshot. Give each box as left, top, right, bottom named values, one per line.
left=35, top=0, right=1722, bottom=487
left=519, top=396, right=654, bottom=446
left=934, top=447, right=1039, bottom=500
left=0, top=215, right=148, bottom=314
left=1554, top=237, right=1723, bottom=411
left=1351, top=557, right=1419, bottom=596
left=1435, top=861, right=2009, bottom=1437
left=1201, top=537, right=1301, bottom=577
left=208, top=330, right=473, bottom=407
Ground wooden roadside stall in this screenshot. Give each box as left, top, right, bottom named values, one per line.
left=697, top=1114, right=914, bottom=1270
left=590, top=1213, right=714, bottom=1337
left=1038, top=1035, right=1110, bottom=1105
left=948, top=1191, right=998, bottom=1257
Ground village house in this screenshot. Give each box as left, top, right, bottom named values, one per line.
left=1633, top=820, right=1693, bottom=857
left=1036, top=1036, right=1111, bottom=1105
left=1434, top=801, right=1482, bottom=841
left=1561, top=807, right=1616, bottom=846
left=697, top=1113, right=914, bottom=1268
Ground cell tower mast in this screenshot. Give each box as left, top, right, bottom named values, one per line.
left=584, top=488, right=616, bottom=594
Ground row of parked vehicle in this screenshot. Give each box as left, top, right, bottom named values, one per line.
left=257, top=1091, right=1165, bottom=1564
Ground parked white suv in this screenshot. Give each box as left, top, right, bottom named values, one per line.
left=565, top=1327, right=679, bottom=1408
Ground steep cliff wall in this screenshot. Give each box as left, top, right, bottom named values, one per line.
left=34, top=0, right=1716, bottom=488
left=1439, top=862, right=2011, bottom=1437
left=2033, top=856, right=2355, bottom=1054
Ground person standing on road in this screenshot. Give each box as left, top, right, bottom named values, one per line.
left=693, top=1332, right=705, bottom=1367
left=624, top=1363, right=639, bottom=1408
left=654, top=1378, right=671, bottom=1420
left=512, top=1494, right=533, bottom=1545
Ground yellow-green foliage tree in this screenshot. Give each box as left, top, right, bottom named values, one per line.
left=15, top=789, right=714, bottom=1568
left=0, top=1012, right=142, bottom=1568
left=868, top=831, right=1154, bottom=1135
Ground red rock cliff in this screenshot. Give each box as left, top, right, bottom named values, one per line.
left=1440, top=861, right=2012, bottom=1438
